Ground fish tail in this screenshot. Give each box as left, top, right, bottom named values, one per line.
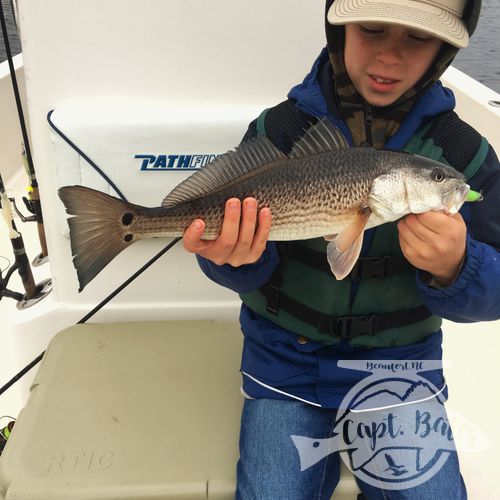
left=58, top=185, right=140, bottom=292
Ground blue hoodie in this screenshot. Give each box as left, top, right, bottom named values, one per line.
left=196, top=49, right=500, bottom=408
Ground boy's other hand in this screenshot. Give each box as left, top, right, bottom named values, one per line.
left=397, top=211, right=467, bottom=287
left=183, top=197, right=272, bottom=267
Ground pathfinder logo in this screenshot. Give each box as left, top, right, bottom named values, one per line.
left=135, top=154, right=219, bottom=171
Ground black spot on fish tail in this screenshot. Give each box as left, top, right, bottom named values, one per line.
left=58, top=185, right=138, bottom=292
left=122, top=212, right=134, bottom=226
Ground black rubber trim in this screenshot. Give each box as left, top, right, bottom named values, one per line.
left=47, top=110, right=128, bottom=201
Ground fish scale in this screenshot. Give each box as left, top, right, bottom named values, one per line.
left=135, top=150, right=384, bottom=241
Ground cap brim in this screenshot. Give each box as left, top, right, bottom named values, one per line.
left=328, top=0, right=469, bottom=48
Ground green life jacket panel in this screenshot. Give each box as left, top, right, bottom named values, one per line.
left=240, top=104, right=489, bottom=347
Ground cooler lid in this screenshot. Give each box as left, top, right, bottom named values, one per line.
left=0, top=321, right=243, bottom=499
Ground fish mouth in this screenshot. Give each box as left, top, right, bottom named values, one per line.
left=444, top=183, right=470, bottom=214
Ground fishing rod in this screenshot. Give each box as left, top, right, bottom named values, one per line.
left=0, top=170, right=51, bottom=307
left=0, top=0, right=48, bottom=264
left=0, top=237, right=181, bottom=397
left=0, top=172, right=38, bottom=301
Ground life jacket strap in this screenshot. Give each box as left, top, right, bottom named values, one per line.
left=350, top=256, right=414, bottom=280
left=260, top=279, right=431, bottom=340
left=276, top=242, right=414, bottom=279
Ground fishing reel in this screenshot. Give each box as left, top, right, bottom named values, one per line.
left=8, top=194, right=48, bottom=267
left=0, top=187, right=52, bottom=307
left=8, top=195, right=36, bottom=223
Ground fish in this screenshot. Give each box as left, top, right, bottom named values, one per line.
left=58, top=118, right=474, bottom=292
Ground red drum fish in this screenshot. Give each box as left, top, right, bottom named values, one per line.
left=59, top=119, right=476, bottom=291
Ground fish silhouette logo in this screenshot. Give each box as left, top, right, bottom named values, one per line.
left=291, top=360, right=463, bottom=490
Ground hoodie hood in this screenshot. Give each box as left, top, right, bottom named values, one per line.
left=323, top=0, right=482, bottom=147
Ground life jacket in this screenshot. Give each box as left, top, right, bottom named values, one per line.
left=240, top=100, right=490, bottom=347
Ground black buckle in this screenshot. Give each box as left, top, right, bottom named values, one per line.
left=350, top=257, right=389, bottom=280
left=335, top=315, right=376, bottom=339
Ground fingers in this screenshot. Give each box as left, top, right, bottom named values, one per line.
left=218, top=198, right=243, bottom=249
left=398, top=214, right=435, bottom=245
left=397, top=214, right=445, bottom=261
left=182, top=218, right=212, bottom=253
left=251, top=207, right=272, bottom=258
left=230, top=198, right=257, bottom=260
left=183, top=197, right=271, bottom=266
left=397, top=211, right=467, bottom=280
left=398, top=212, right=465, bottom=246
left=397, top=216, right=427, bottom=251
left=403, top=212, right=464, bottom=235
left=185, top=198, right=242, bottom=264
left=225, top=199, right=271, bottom=266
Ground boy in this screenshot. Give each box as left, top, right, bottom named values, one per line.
left=184, top=0, right=499, bottom=497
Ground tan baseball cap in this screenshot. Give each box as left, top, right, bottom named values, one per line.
left=328, top=0, right=469, bottom=48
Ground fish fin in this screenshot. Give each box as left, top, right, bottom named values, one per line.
left=161, top=137, right=286, bottom=208
left=327, top=235, right=364, bottom=280
left=334, top=208, right=371, bottom=252
left=58, top=186, right=139, bottom=292
left=289, top=118, right=349, bottom=159
left=326, top=208, right=371, bottom=279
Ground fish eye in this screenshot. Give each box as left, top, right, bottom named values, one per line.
left=432, top=169, right=445, bottom=182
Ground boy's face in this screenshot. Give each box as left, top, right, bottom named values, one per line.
left=344, top=23, right=444, bottom=107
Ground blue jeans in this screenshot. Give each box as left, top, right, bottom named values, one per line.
left=235, top=398, right=467, bottom=499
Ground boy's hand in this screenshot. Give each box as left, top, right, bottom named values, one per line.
left=397, top=211, right=467, bottom=287
left=183, top=197, right=272, bottom=267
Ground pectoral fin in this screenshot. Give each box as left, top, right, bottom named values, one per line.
left=327, top=235, right=364, bottom=280
left=324, top=234, right=337, bottom=242
left=326, top=209, right=371, bottom=280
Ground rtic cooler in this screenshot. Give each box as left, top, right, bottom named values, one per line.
left=0, top=321, right=359, bottom=499
left=0, top=321, right=244, bottom=499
